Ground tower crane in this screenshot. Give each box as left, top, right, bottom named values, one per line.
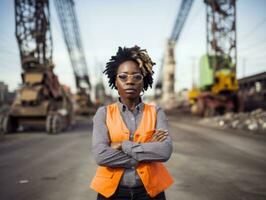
left=54, top=0, right=93, bottom=115
left=0, top=0, right=74, bottom=134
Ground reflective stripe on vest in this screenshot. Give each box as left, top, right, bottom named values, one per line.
left=90, top=103, right=173, bottom=197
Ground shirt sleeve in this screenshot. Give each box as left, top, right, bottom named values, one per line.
left=92, top=106, right=138, bottom=168
left=121, top=106, right=173, bottom=162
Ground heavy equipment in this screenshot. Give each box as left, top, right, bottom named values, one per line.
left=155, top=0, right=194, bottom=108
left=54, top=0, right=93, bottom=115
left=0, top=0, right=74, bottom=134
left=189, top=0, right=239, bottom=117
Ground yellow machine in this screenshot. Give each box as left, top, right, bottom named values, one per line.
left=189, top=55, right=239, bottom=117
left=188, top=87, right=200, bottom=104
left=211, top=70, right=238, bottom=95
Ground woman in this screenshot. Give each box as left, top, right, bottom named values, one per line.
left=90, top=46, right=174, bottom=200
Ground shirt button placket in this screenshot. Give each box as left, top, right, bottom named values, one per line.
left=132, top=116, right=136, bottom=141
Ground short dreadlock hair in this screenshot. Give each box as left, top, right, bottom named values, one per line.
left=103, top=46, right=155, bottom=91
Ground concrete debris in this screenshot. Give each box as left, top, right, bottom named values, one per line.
left=203, top=109, right=266, bottom=133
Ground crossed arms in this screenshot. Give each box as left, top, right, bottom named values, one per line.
left=92, top=106, right=173, bottom=169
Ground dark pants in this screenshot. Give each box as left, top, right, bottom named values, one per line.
left=97, top=185, right=166, bottom=200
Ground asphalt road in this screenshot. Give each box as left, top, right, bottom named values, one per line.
left=0, top=116, right=266, bottom=200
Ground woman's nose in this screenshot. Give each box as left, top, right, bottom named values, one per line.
left=125, top=77, right=135, bottom=84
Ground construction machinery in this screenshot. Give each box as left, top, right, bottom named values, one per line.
left=155, top=0, right=194, bottom=108
left=0, top=0, right=74, bottom=134
left=54, top=0, right=93, bottom=115
left=189, top=0, right=239, bottom=117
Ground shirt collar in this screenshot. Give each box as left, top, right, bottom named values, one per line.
left=117, top=97, right=144, bottom=113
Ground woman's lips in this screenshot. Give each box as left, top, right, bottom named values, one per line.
left=125, top=89, right=136, bottom=93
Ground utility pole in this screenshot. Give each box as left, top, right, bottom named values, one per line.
left=190, top=56, right=197, bottom=88
left=242, top=57, right=246, bottom=78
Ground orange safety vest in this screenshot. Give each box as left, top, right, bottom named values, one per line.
left=90, top=103, right=174, bottom=198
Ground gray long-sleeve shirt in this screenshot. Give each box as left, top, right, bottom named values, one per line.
left=92, top=99, right=173, bottom=187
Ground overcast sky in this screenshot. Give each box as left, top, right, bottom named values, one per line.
left=0, top=0, right=265, bottom=96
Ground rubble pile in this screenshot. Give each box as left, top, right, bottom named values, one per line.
left=202, top=109, right=266, bottom=133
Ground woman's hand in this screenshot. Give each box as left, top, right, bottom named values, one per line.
left=150, top=129, right=168, bottom=142
left=111, top=142, right=122, bottom=150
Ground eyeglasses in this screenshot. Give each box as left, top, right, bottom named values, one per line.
left=117, top=73, right=143, bottom=83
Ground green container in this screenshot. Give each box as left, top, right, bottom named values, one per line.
left=199, top=55, right=234, bottom=90
left=199, top=55, right=213, bottom=90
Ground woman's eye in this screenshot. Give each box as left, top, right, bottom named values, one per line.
left=118, top=74, right=127, bottom=80
left=134, top=74, right=143, bottom=80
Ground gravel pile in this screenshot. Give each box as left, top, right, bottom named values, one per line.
left=201, top=109, right=266, bottom=133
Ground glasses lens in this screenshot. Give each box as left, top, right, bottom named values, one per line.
left=118, top=74, right=128, bottom=81
left=133, top=74, right=143, bottom=81
left=117, top=73, right=143, bottom=82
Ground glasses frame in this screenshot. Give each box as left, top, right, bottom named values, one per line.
left=116, top=73, right=144, bottom=83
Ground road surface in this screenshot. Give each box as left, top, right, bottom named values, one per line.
left=0, top=116, right=266, bottom=200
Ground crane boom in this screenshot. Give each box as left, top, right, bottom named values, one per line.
left=170, top=0, right=194, bottom=43
left=205, top=0, right=237, bottom=72
left=54, top=0, right=93, bottom=115
left=54, top=0, right=91, bottom=91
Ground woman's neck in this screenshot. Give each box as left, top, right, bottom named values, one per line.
left=120, top=97, right=141, bottom=112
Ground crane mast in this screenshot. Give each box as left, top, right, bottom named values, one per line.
left=205, top=0, right=237, bottom=75
left=15, top=0, right=62, bottom=98
left=15, top=0, right=52, bottom=71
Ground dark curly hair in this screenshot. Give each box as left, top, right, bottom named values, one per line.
left=103, top=46, right=155, bottom=91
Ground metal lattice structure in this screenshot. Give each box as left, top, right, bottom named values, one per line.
left=15, top=0, right=53, bottom=71
left=54, top=0, right=91, bottom=91
left=205, top=0, right=237, bottom=71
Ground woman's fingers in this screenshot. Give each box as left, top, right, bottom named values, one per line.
left=157, top=135, right=167, bottom=142
left=156, top=130, right=168, bottom=137
left=151, top=130, right=168, bottom=142
left=155, top=133, right=167, bottom=141
left=154, top=129, right=166, bottom=134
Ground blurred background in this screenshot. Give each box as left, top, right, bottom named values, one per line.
left=0, top=0, right=266, bottom=199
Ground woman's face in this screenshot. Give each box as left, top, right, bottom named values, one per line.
left=115, top=60, right=144, bottom=100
